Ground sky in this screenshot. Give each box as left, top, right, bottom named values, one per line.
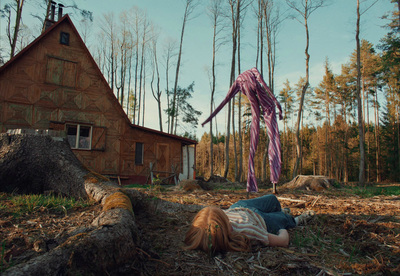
left=3, top=0, right=396, bottom=138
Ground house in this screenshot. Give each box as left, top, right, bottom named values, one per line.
left=0, top=12, right=197, bottom=184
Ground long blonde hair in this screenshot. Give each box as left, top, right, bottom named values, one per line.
left=184, top=206, right=250, bottom=254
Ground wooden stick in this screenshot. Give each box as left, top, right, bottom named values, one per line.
left=276, top=197, right=306, bottom=203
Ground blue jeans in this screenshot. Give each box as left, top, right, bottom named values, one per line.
left=229, top=194, right=296, bottom=234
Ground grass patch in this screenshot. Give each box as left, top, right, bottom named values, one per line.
left=349, top=185, right=400, bottom=197
left=321, top=184, right=400, bottom=198
left=0, top=193, right=94, bottom=218
left=124, top=183, right=151, bottom=189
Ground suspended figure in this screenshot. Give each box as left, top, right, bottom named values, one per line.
left=202, top=67, right=283, bottom=193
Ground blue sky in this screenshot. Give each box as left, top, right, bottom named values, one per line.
left=7, top=0, right=396, bottom=137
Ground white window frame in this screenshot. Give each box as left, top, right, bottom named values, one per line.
left=66, top=124, right=92, bottom=150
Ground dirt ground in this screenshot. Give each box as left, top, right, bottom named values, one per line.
left=1, top=183, right=399, bottom=275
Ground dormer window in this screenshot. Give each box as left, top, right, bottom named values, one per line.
left=60, top=32, right=70, bottom=45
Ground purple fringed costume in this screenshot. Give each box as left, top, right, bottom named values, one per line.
left=202, top=68, right=283, bottom=192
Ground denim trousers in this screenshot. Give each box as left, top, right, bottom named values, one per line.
left=229, top=194, right=296, bottom=234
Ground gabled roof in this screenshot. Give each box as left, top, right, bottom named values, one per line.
left=0, top=15, right=197, bottom=145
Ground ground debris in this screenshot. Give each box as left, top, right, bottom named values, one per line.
left=1, top=186, right=400, bottom=275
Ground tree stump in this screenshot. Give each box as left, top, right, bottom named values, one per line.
left=281, top=175, right=336, bottom=191
left=0, top=133, right=88, bottom=198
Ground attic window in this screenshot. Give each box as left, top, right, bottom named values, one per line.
left=60, top=32, right=70, bottom=45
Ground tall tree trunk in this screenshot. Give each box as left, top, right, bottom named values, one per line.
left=224, top=0, right=238, bottom=179
left=126, top=50, right=133, bottom=118
left=262, top=0, right=280, bottom=192
left=292, top=20, right=309, bottom=179
left=208, top=0, right=223, bottom=177
left=238, top=25, right=243, bottom=182
left=210, top=42, right=215, bottom=176
left=232, top=93, right=238, bottom=180
left=155, top=47, right=163, bottom=132
left=133, top=15, right=140, bottom=124
left=356, top=0, right=365, bottom=185
left=171, top=0, right=196, bottom=134
left=286, top=0, right=324, bottom=179
left=142, top=61, right=146, bottom=127
left=232, top=1, right=242, bottom=182
left=9, top=0, right=25, bottom=58
left=344, top=103, right=349, bottom=182
left=164, top=43, right=174, bottom=132
left=137, top=41, right=145, bottom=125
left=374, top=90, right=380, bottom=182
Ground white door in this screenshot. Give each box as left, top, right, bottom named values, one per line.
left=182, top=145, right=195, bottom=180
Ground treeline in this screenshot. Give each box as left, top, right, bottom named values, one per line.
left=196, top=113, right=399, bottom=183
left=196, top=36, right=400, bottom=183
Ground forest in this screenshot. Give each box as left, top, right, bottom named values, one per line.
left=1, top=0, right=399, bottom=184
left=196, top=38, right=400, bottom=183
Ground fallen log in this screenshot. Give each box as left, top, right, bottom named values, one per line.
left=0, top=133, right=139, bottom=275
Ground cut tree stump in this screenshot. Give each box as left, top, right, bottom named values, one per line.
left=281, top=175, right=336, bottom=191
left=0, top=133, right=89, bottom=197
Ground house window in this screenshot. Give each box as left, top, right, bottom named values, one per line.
left=66, top=124, right=92, bottom=149
left=135, top=142, right=144, bottom=165
left=60, top=32, right=70, bottom=45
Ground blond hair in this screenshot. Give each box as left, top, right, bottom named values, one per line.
left=184, top=206, right=250, bottom=254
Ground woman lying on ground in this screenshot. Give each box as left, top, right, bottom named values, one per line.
left=184, top=194, right=314, bottom=254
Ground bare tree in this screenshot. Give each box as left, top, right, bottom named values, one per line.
left=356, top=0, right=365, bottom=185
left=132, top=7, right=143, bottom=124
left=125, top=8, right=138, bottom=119
left=115, top=11, right=130, bottom=107
left=170, top=0, right=199, bottom=134
left=230, top=0, right=240, bottom=181
left=150, top=26, right=163, bottom=131
left=207, top=0, right=225, bottom=177
left=224, top=0, right=239, bottom=179
left=2, top=0, right=25, bottom=58
left=137, top=16, right=150, bottom=126
left=286, top=0, right=325, bottom=179
left=162, top=39, right=178, bottom=132
left=260, top=0, right=283, bottom=192
left=355, top=0, right=379, bottom=185
left=99, top=13, right=117, bottom=96
left=223, top=0, right=251, bottom=180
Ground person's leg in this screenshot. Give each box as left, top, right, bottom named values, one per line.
left=257, top=212, right=297, bottom=234
left=245, top=92, right=261, bottom=193
left=229, top=194, right=296, bottom=234
left=230, top=194, right=282, bottom=213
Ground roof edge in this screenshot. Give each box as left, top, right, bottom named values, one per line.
left=130, top=124, right=198, bottom=145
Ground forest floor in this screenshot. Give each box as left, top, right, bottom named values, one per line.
left=1, top=182, right=399, bottom=275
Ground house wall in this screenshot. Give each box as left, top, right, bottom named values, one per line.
left=0, top=18, right=187, bottom=184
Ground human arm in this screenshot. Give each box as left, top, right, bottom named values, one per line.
left=267, top=229, right=289, bottom=247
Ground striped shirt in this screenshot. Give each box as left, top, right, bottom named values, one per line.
left=224, top=207, right=269, bottom=245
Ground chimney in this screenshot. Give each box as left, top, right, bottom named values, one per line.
left=58, top=4, right=64, bottom=21
left=50, top=1, right=56, bottom=21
